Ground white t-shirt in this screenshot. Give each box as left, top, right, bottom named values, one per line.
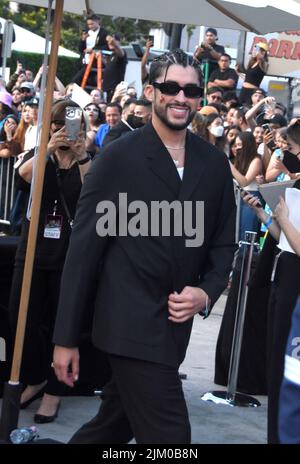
left=85, top=28, right=100, bottom=64
left=177, top=167, right=184, bottom=180
left=24, top=125, right=38, bottom=151
left=278, top=188, right=300, bottom=254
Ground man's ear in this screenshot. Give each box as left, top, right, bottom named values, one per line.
left=144, top=84, right=154, bottom=103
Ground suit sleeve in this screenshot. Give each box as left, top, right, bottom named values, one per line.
left=79, top=39, right=86, bottom=55
left=199, top=156, right=237, bottom=311
left=52, top=151, right=119, bottom=347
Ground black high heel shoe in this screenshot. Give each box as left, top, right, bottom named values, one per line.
left=20, top=387, right=45, bottom=410
left=34, top=402, right=60, bottom=424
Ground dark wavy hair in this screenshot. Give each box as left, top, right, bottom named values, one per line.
left=149, top=49, right=203, bottom=87
left=234, top=131, right=259, bottom=175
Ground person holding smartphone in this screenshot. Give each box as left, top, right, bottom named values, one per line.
left=237, top=42, right=269, bottom=106
left=73, top=14, right=109, bottom=87
left=242, top=120, right=300, bottom=443
left=141, top=38, right=154, bottom=86
left=193, top=28, right=225, bottom=77
left=8, top=100, right=92, bottom=423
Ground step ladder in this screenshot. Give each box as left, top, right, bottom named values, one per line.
left=81, top=51, right=102, bottom=91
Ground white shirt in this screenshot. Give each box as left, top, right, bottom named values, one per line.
left=85, top=28, right=100, bottom=64
left=278, top=188, right=300, bottom=254
left=177, top=167, right=184, bottom=180
left=24, top=125, right=38, bottom=151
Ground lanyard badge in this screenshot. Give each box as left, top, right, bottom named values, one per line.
left=44, top=200, right=63, bottom=239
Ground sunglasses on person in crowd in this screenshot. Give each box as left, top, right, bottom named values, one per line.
left=152, top=81, right=203, bottom=98
left=51, top=120, right=65, bottom=127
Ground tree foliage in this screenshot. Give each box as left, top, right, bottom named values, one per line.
left=0, top=1, right=161, bottom=52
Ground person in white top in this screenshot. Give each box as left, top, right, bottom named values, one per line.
left=73, top=14, right=109, bottom=86
left=242, top=120, right=300, bottom=444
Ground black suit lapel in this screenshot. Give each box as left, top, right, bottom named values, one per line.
left=142, top=123, right=181, bottom=197
left=178, top=131, right=206, bottom=201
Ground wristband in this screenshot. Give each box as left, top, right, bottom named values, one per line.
left=264, top=216, right=272, bottom=229
left=77, top=155, right=91, bottom=165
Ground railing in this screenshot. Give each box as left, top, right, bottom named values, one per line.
left=0, top=157, right=16, bottom=227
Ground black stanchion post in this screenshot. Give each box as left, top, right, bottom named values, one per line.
left=0, top=382, right=22, bottom=442
left=201, top=231, right=261, bottom=407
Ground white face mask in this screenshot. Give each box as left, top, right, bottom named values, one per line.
left=209, top=125, right=224, bottom=138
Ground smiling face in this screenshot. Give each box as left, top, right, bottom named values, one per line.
left=145, top=64, right=201, bottom=132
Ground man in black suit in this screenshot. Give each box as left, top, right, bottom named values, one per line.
left=102, top=98, right=152, bottom=147
left=52, top=49, right=236, bottom=444
left=102, top=98, right=136, bottom=147
left=73, top=14, right=109, bottom=86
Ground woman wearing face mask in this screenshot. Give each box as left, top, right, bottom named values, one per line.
left=237, top=42, right=269, bottom=106
left=229, top=131, right=263, bottom=239
left=266, top=128, right=300, bottom=183
left=202, top=113, right=226, bottom=152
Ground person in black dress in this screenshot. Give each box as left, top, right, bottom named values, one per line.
left=9, top=99, right=92, bottom=423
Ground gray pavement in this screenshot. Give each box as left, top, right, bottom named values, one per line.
left=1, top=294, right=267, bottom=444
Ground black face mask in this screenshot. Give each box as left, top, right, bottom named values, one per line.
left=127, top=114, right=145, bottom=129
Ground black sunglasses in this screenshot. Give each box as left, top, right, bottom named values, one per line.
left=152, top=81, right=203, bottom=99
left=51, top=120, right=65, bottom=126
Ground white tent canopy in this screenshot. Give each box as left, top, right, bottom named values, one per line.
left=0, top=17, right=79, bottom=57
left=14, top=0, right=300, bottom=34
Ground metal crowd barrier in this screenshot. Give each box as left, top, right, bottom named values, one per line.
left=233, top=180, right=241, bottom=244
left=0, top=157, right=16, bottom=227
left=201, top=230, right=261, bottom=407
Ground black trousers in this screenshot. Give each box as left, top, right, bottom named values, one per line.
left=239, top=87, right=256, bottom=106
left=69, top=354, right=191, bottom=444
left=267, top=251, right=300, bottom=444
left=9, top=266, right=67, bottom=396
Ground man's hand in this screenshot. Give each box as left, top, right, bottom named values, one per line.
left=168, top=287, right=209, bottom=323
left=52, top=345, right=80, bottom=387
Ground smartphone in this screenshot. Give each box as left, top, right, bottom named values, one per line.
left=236, top=184, right=263, bottom=207
left=132, top=43, right=144, bottom=58
left=148, top=35, right=154, bottom=44
left=262, top=123, right=271, bottom=134
left=65, top=107, right=82, bottom=141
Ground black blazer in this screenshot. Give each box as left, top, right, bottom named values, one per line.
left=79, top=27, right=109, bottom=59
left=53, top=123, right=237, bottom=367
left=102, top=120, right=133, bottom=147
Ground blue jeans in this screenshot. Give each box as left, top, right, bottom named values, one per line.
left=239, top=191, right=263, bottom=241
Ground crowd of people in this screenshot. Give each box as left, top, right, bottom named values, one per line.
left=0, top=16, right=299, bottom=445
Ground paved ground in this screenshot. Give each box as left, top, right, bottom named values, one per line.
left=1, top=294, right=267, bottom=444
